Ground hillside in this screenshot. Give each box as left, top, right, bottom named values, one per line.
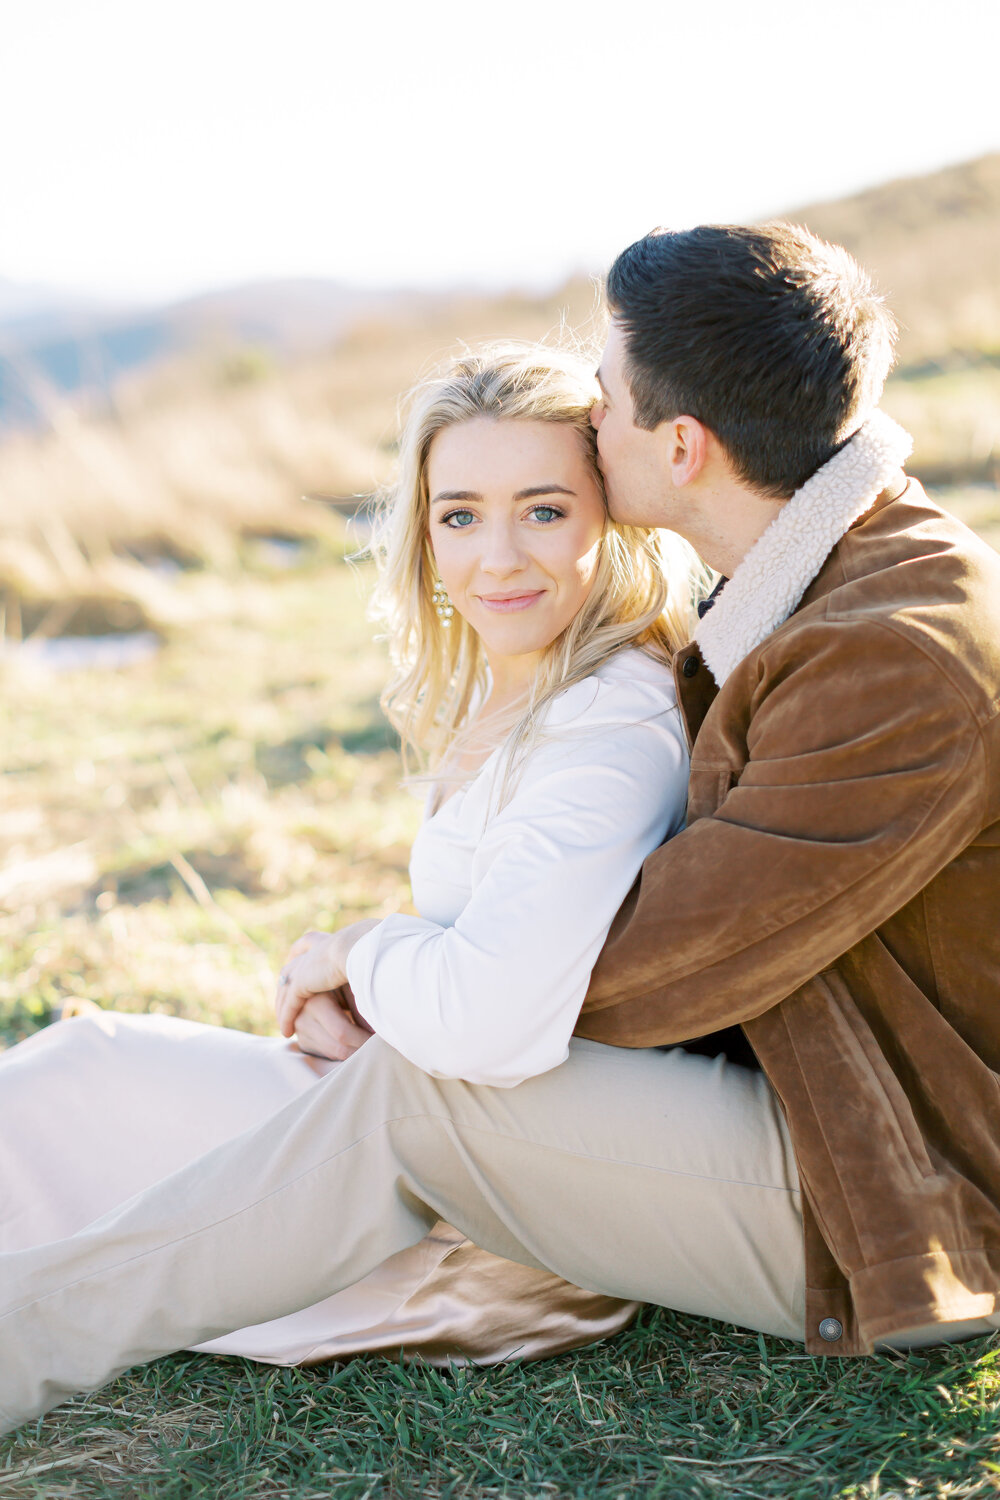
left=4, top=150, right=997, bottom=427
left=0, top=278, right=414, bottom=430
left=791, top=152, right=1000, bottom=370
left=0, top=279, right=601, bottom=638
left=1, top=153, right=998, bottom=640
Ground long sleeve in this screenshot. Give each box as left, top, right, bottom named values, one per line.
left=347, top=668, right=688, bottom=1086
left=578, top=619, right=988, bottom=1046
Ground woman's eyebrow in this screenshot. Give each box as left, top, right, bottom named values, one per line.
left=515, top=484, right=576, bottom=500
left=431, top=484, right=576, bottom=505
left=431, top=490, right=481, bottom=504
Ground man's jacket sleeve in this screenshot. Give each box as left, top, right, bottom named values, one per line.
left=577, top=618, right=988, bottom=1046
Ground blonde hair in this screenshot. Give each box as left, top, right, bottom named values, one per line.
left=367, top=342, right=701, bottom=781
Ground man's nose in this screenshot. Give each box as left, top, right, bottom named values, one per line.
left=590, top=401, right=605, bottom=430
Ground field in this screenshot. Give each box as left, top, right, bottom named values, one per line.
left=2, top=263, right=998, bottom=646
left=1, top=553, right=418, bottom=1047
left=3, top=152, right=1000, bottom=1493
left=3, top=525, right=1000, bottom=1499
left=0, top=282, right=603, bottom=640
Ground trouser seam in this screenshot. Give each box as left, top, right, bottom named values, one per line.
left=0, top=1106, right=798, bottom=1323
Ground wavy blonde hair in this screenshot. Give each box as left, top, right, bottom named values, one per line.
left=367, top=342, right=701, bottom=780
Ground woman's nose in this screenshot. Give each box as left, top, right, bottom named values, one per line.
left=479, top=522, right=523, bottom=575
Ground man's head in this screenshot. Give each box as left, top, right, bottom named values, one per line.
left=593, top=223, right=897, bottom=533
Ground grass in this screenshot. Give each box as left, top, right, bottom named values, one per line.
left=793, top=152, right=1000, bottom=370
left=0, top=553, right=419, bottom=1046
left=0, top=281, right=602, bottom=638
left=1, top=1316, right=999, bottom=1499
left=3, top=531, right=1000, bottom=1498
left=883, top=368, right=1000, bottom=487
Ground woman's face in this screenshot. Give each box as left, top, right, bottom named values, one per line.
left=426, top=417, right=607, bottom=685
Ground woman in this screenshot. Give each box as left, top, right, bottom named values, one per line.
left=0, top=344, right=696, bottom=1370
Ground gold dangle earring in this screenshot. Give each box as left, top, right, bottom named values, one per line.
left=432, top=580, right=455, bottom=628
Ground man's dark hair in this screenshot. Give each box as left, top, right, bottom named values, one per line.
left=605, top=223, right=897, bottom=497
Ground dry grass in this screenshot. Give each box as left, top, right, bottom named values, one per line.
left=4, top=178, right=1000, bottom=642
left=883, top=368, right=1000, bottom=486
left=0, top=558, right=419, bottom=1044
left=5, top=152, right=1000, bottom=642
left=794, top=152, right=1000, bottom=368
left=0, top=281, right=602, bottom=638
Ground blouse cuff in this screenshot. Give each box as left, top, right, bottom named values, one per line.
left=344, top=923, right=384, bottom=1029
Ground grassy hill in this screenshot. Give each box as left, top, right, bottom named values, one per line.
left=791, top=153, right=1000, bottom=489
left=0, top=280, right=600, bottom=638
left=1, top=154, right=998, bottom=641
left=792, top=152, right=1000, bottom=370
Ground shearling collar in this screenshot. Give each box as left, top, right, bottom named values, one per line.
left=694, top=411, right=914, bottom=688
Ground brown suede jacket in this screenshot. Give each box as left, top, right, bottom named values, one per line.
left=577, top=476, right=1000, bottom=1355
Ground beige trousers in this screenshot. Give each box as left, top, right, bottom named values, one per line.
left=0, top=1037, right=804, bottom=1435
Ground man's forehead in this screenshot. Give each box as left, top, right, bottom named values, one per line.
left=596, top=320, right=627, bottom=391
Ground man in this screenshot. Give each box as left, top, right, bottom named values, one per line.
left=3, top=224, right=999, bottom=1432
left=581, top=224, right=1000, bottom=1353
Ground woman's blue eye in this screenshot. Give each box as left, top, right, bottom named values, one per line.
left=442, top=509, right=476, bottom=528
left=530, top=505, right=563, bottom=523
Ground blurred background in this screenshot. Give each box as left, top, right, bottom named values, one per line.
left=2, top=0, right=999, bottom=1039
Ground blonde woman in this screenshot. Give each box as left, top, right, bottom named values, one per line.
left=0, top=345, right=695, bottom=1377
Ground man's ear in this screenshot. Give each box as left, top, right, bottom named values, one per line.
left=662, top=416, right=709, bottom=487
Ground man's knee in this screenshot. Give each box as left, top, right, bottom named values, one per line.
left=348, top=1034, right=428, bottom=1084
left=336, top=1036, right=453, bottom=1120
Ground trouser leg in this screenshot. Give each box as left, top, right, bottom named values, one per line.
left=0, top=1038, right=804, bottom=1434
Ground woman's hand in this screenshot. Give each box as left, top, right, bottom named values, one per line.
left=274, top=921, right=381, bottom=1039
left=293, top=990, right=372, bottom=1061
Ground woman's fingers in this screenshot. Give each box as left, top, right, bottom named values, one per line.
left=294, top=993, right=371, bottom=1061
left=283, top=929, right=329, bottom=962
left=275, top=920, right=378, bottom=1033
left=274, top=933, right=346, bottom=1036
left=275, top=933, right=320, bottom=1032
left=275, top=957, right=305, bottom=1036
left=276, top=967, right=307, bottom=1037
left=274, top=930, right=332, bottom=1038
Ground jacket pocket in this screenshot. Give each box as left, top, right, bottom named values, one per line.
left=818, top=970, right=936, bottom=1181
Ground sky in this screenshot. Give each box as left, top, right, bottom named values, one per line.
left=1, top=0, right=998, bottom=305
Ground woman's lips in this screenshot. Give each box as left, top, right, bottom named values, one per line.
left=476, top=591, right=545, bottom=614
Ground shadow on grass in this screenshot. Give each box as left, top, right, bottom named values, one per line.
left=89, top=847, right=266, bottom=909
left=337, top=718, right=399, bottom=757
left=255, top=704, right=398, bottom=788
left=2, top=1309, right=997, bottom=1499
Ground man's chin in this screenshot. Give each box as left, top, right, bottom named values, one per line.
left=601, top=479, right=623, bottom=522
left=605, top=484, right=671, bottom=530
left=605, top=490, right=635, bottom=527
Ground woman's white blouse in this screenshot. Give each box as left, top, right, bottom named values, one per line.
left=347, top=648, right=689, bottom=1087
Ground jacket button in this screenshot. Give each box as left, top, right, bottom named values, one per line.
left=818, top=1317, right=843, bottom=1342
left=682, top=656, right=699, bottom=678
